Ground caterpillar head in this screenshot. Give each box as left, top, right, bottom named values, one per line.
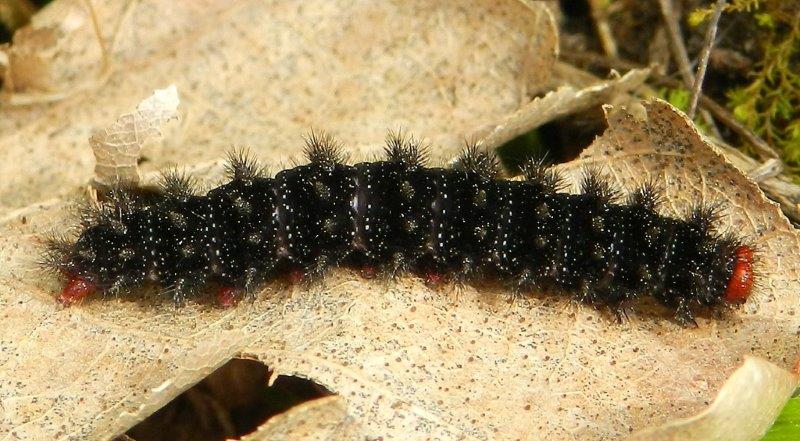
left=724, top=245, right=754, bottom=304
left=49, top=223, right=130, bottom=305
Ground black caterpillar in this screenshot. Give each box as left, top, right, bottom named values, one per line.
left=45, top=132, right=755, bottom=323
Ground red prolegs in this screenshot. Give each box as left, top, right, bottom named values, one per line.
left=216, top=286, right=239, bottom=308
left=58, top=276, right=96, bottom=305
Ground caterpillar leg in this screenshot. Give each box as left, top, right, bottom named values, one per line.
left=216, top=286, right=239, bottom=308
left=388, top=251, right=408, bottom=279
left=610, top=303, right=630, bottom=324
left=423, top=269, right=447, bottom=288
left=674, top=297, right=699, bottom=327
left=360, top=263, right=378, bottom=279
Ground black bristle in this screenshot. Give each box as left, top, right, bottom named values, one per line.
left=40, top=234, right=74, bottom=273
left=159, top=169, right=197, bottom=199
left=580, top=169, right=618, bottom=204
left=225, top=149, right=264, bottom=181
left=520, top=158, right=563, bottom=193
left=384, top=130, right=427, bottom=167
left=629, top=181, right=662, bottom=211
left=453, top=142, right=499, bottom=179
left=688, top=203, right=722, bottom=235
left=303, top=130, right=346, bottom=167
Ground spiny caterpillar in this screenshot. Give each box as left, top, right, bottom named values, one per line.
left=44, top=132, right=755, bottom=324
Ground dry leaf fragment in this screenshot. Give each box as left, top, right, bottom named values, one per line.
left=90, top=85, right=180, bottom=187
left=478, top=68, right=650, bottom=149
left=1, top=24, right=64, bottom=93
left=629, top=357, right=799, bottom=441
left=0, top=0, right=110, bottom=99
left=242, top=396, right=362, bottom=441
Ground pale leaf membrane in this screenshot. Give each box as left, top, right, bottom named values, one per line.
left=89, top=85, right=179, bottom=186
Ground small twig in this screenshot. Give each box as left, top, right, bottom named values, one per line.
left=657, top=0, right=693, bottom=85
left=588, top=0, right=618, bottom=58
left=711, top=138, right=800, bottom=224
left=647, top=26, right=671, bottom=76
left=689, top=0, right=726, bottom=118
left=657, top=0, right=721, bottom=137
left=747, top=158, right=783, bottom=182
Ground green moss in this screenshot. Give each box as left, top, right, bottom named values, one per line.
left=727, top=17, right=800, bottom=167
left=688, top=0, right=763, bottom=27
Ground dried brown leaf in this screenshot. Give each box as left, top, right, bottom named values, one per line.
left=0, top=0, right=561, bottom=438
left=1, top=0, right=798, bottom=439
left=3, top=95, right=798, bottom=440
